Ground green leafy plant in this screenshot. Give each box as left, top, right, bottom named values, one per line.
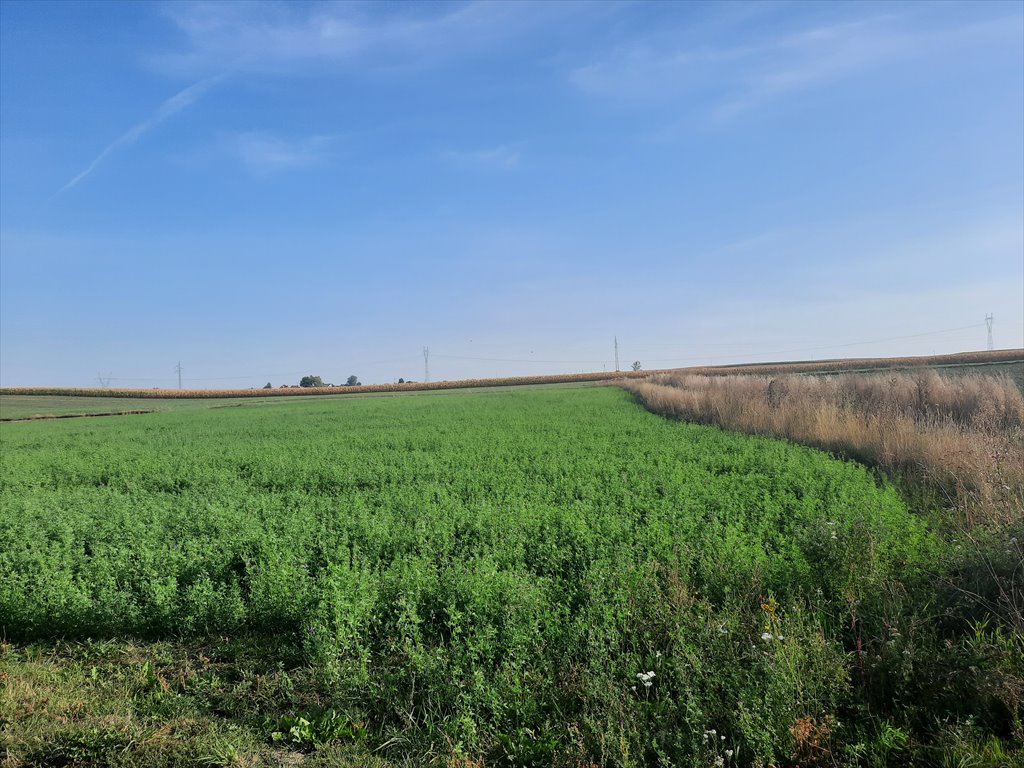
left=495, top=727, right=558, bottom=767
left=270, top=710, right=367, bottom=748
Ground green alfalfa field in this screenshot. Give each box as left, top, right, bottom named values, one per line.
left=1, top=386, right=1020, bottom=767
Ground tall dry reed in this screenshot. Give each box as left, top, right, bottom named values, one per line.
left=624, top=370, right=1024, bottom=527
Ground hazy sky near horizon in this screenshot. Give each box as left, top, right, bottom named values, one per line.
left=1, top=0, right=1022, bottom=388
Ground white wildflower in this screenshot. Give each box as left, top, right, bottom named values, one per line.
left=761, top=632, right=773, bottom=641
left=636, top=670, right=656, bottom=687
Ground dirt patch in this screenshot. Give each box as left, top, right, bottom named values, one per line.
left=1, top=410, right=157, bottom=423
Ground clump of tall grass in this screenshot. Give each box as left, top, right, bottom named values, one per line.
left=624, top=370, right=1024, bottom=527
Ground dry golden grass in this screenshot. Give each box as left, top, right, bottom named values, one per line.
left=624, top=370, right=1024, bottom=526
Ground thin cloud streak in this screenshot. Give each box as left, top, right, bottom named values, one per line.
left=53, top=75, right=224, bottom=197
left=442, top=144, right=522, bottom=171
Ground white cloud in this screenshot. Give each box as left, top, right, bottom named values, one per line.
left=232, top=133, right=335, bottom=175
left=712, top=17, right=914, bottom=120
left=54, top=75, right=223, bottom=196
left=152, top=1, right=579, bottom=76
left=442, top=144, right=521, bottom=171
left=568, top=10, right=1023, bottom=121
left=569, top=42, right=753, bottom=101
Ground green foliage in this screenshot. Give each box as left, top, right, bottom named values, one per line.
left=299, top=375, right=324, bottom=387
left=346, top=375, right=360, bottom=386
left=495, top=727, right=558, bottom=766
left=271, top=710, right=367, bottom=748
left=845, top=721, right=910, bottom=767
left=23, top=727, right=137, bottom=765
left=1, top=387, right=1009, bottom=765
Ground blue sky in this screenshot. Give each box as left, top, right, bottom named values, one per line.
left=1, top=0, right=1021, bottom=388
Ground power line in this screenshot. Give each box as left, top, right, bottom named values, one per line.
left=433, top=353, right=609, bottom=364
left=642, top=323, right=988, bottom=363
left=431, top=323, right=987, bottom=365
left=85, top=323, right=992, bottom=385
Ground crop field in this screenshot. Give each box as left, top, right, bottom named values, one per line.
left=2, top=350, right=1019, bottom=405
left=0, top=386, right=1018, bottom=767
left=0, top=382, right=607, bottom=422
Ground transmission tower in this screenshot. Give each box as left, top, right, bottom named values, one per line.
left=423, top=347, right=430, bottom=383
left=985, top=314, right=994, bottom=351
left=614, top=336, right=620, bottom=372
left=96, top=372, right=111, bottom=387
left=175, top=361, right=183, bottom=389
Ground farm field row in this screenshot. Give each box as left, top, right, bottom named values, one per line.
left=1, top=350, right=1019, bottom=407
left=0, top=386, right=936, bottom=767
left=0, top=381, right=605, bottom=421
left=3, top=360, right=1021, bottom=423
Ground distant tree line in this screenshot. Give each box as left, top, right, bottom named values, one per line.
left=261, top=375, right=363, bottom=389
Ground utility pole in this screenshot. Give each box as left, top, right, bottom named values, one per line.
left=986, top=314, right=994, bottom=351
left=175, top=361, right=183, bottom=389
left=614, top=336, right=620, bottom=372
left=423, top=347, right=430, bottom=383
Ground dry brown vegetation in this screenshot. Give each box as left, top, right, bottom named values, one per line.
left=624, top=369, right=1024, bottom=527
left=680, top=348, right=1023, bottom=376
